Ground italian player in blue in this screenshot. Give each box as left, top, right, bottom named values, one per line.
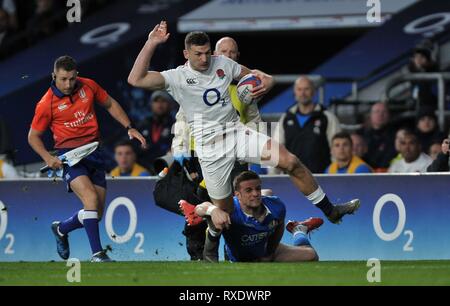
left=181, top=171, right=323, bottom=262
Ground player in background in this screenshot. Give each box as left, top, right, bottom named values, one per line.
left=184, top=171, right=322, bottom=262
left=128, top=21, right=360, bottom=259
left=28, top=56, right=146, bottom=262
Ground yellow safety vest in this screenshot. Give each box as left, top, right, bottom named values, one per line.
left=328, top=156, right=372, bottom=174
left=110, top=163, right=148, bottom=177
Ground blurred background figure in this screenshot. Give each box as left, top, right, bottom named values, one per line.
left=350, top=132, right=369, bottom=163
left=427, top=137, right=450, bottom=172
left=325, top=132, right=372, bottom=174
left=390, top=127, right=408, bottom=166
left=0, top=7, right=16, bottom=59
left=389, top=130, right=432, bottom=173
left=136, top=90, right=175, bottom=174
left=415, top=106, right=446, bottom=154
left=0, top=116, right=18, bottom=178
left=1, top=0, right=17, bottom=29
left=407, top=40, right=439, bottom=111
left=273, top=76, right=341, bottom=174
left=26, top=0, right=65, bottom=45
left=428, top=139, right=443, bottom=161
left=358, top=102, right=397, bottom=172
left=110, top=140, right=149, bottom=177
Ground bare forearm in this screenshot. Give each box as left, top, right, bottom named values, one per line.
left=128, top=40, right=158, bottom=87
left=106, top=99, right=131, bottom=128
left=28, top=132, right=52, bottom=162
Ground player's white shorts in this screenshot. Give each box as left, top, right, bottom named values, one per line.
left=196, top=122, right=271, bottom=200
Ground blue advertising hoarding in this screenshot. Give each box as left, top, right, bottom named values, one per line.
left=0, top=174, right=450, bottom=262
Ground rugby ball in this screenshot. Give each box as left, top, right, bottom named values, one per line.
left=237, top=74, right=262, bottom=105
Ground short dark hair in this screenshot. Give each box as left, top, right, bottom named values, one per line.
left=233, top=171, right=261, bottom=191
left=332, top=131, right=353, bottom=145
left=54, top=55, right=77, bottom=72
left=114, top=140, right=136, bottom=153
left=403, top=130, right=419, bottom=142
left=184, top=31, right=210, bottom=49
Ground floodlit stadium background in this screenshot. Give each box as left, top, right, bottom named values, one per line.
left=1, top=0, right=450, bottom=285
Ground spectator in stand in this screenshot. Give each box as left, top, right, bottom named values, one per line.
left=110, top=141, right=149, bottom=177
left=390, top=127, right=408, bottom=166
left=427, top=138, right=449, bottom=172
left=26, top=0, right=65, bottom=45
left=272, top=76, right=341, bottom=174
left=350, top=132, right=369, bottom=163
left=0, top=116, right=18, bottom=178
left=325, top=132, right=372, bottom=174
left=0, top=153, right=19, bottom=178
left=389, top=130, right=432, bottom=173
left=415, top=106, right=445, bottom=154
left=136, top=90, right=175, bottom=173
left=0, top=8, right=14, bottom=59
left=407, top=40, right=439, bottom=111
left=358, top=102, right=397, bottom=172
left=428, top=139, right=443, bottom=161
left=1, top=0, right=18, bottom=29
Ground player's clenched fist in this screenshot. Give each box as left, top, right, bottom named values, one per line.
left=148, top=20, right=170, bottom=45
left=250, top=69, right=275, bottom=99
left=45, top=155, right=63, bottom=170
left=211, top=208, right=231, bottom=231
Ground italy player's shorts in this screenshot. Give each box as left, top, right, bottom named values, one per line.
left=59, top=147, right=107, bottom=193
left=198, top=122, right=271, bottom=200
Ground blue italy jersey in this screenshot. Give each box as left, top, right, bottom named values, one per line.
left=223, top=196, right=286, bottom=262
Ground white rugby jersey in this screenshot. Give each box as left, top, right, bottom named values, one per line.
left=161, top=55, right=242, bottom=143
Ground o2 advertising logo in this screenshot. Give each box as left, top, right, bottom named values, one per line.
left=105, top=197, right=144, bottom=254
left=203, top=89, right=227, bottom=107
left=373, top=194, right=413, bottom=252
left=0, top=201, right=15, bottom=255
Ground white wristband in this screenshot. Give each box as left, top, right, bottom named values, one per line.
left=206, top=206, right=217, bottom=216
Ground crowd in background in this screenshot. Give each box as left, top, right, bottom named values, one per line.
left=0, top=0, right=113, bottom=60
left=1, top=1, right=450, bottom=179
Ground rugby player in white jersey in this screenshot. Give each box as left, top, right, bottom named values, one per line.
left=128, top=21, right=360, bottom=254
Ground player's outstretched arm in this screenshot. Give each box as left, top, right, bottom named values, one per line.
left=238, top=65, right=275, bottom=99
left=128, top=20, right=170, bottom=90
left=102, top=96, right=147, bottom=148
left=28, top=128, right=62, bottom=170
left=195, top=202, right=231, bottom=231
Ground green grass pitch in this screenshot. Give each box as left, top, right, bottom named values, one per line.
left=1, top=261, right=449, bottom=286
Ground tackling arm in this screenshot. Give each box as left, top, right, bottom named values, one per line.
left=195, top=202, right=232, bottom=231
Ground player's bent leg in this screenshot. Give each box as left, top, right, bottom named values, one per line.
left=262, top=139, right=360, bottom=223
left=210, top=196, right=234, bottom=214
left=70, top=176, right=112, bottom=262
left=70, top=175, right=101, bottom=211
left=273, top=243, right=319, bottom=262
left=265, top=139, right=318, bottom=196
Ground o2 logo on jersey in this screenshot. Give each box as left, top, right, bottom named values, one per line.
left=203, top=88, right=227, bottom=107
